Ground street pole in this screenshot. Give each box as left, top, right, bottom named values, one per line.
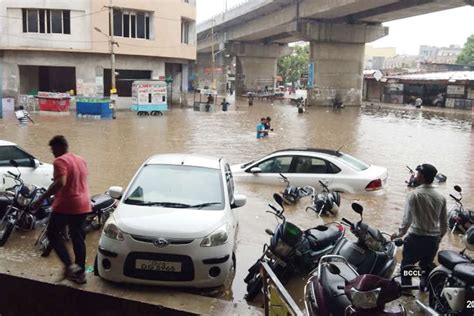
left=211, top=19, right=215, bottom=93
left=109, top=0, right=117, bottom=118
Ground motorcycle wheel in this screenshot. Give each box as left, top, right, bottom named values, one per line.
left=244, top=261, right=263, bottom=301
left=428, top=271, right=451, bottom=314
left=0, top=221, right=14, bottom=247
left=282, top=194, right=296, bottom=205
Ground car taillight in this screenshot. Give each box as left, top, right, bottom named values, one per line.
left=365, top=179, right=382, bottom=191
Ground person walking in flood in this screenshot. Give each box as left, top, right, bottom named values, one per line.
left=34, top=135, right=91, bottom=284
left=221, top=98, right=230, bottom=112
left=391, top=163, right=447, bottom=288
left=264, top=116, right=273, bottom=137
left=15, top=106, right=34, bottom=126
left=256, top=117, right=269, bottom=139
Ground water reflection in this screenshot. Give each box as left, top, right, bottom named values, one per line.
left=0, top=100, right=472, bottom=313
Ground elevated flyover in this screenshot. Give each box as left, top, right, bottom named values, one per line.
left=196, top=0, right=472, bottom=105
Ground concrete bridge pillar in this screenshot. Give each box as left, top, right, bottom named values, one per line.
left=299, top=22, right=388, bottom=106
left=229, top=43, right=290, bottom=96
left=195, top=52, right=231, bottom=96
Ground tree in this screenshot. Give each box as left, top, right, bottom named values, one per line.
left=277, top=45, right=310, bottom=84
left=457, top=34, right=474, bottom=65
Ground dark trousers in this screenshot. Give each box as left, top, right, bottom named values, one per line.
left=47, top=212, right=87, bottom=272
left=401, top=233, right=439, bottom=285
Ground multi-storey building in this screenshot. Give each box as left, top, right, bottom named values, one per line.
left=0, top=0, right=196, bottom=108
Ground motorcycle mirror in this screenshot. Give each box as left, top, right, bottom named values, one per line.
left=265, top=229, right=274, bottom=236
left=351, top=202, right=364, bottom=217
left=394, top=238, right=404, bottom=247
left=454, top=185, right=462, bottom=193
left=327, top=263, right=341, bottom=275
left=9, top=160, right=19, bottom=168
left=273, top=193, right=285, bottom=209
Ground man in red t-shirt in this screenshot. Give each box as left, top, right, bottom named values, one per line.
left=35, top=135, right=91, bottom=284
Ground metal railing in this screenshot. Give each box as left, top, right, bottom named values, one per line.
left=260, top=261, right=304, bottom=316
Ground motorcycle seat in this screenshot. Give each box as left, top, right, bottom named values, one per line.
left=320, top=261, right=357, bottom=315
left=306, top=225, right=341, bottom=249
left=91, top=194, right=115, bottom=212
left=453, top=263, right=474, bottom=285
left=438, top=250, right=470, bottom=270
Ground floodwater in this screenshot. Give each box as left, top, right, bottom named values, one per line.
left=0, top=99, right=473, bottom=313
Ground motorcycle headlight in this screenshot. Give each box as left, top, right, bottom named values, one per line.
left=17, top=194, right=31, bottom=207
left=103, top=216, right=124, bottom=241
left=201, top=223, right=231, bottom=247
left=350, top=287, right=381, bottom=309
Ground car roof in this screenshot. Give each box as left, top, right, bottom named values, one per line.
left=271, top=148, right=343, bottom=157
left=0, top=140, right=17, bottom=147
left=146, top=154, right=223, bottom=169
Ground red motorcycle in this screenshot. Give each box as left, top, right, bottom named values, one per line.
left=304, top=255, right=417, bottom=315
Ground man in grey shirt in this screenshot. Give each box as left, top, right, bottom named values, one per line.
left=391, top=163, right=447, bottom=286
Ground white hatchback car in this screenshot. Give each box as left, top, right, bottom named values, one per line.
left=0, top=140, right=53, bottom=191
left=231, top=148, right=388, bottom=193
left=96, top=154, right=246, bottom=288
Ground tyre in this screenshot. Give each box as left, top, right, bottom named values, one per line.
left=35, top=226, right=53, bottom=257
left=282, top=193, right=296, bottom=205
left=0, top=221, right=14, bottom=247
left=428, top=271, right=451, bottom=314
left=244, top=260, right=263, bottom=301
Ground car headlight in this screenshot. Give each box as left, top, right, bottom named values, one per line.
left=103, top=216, right=124, bottom=241
left=200, top=223, right=231, bottom=247
left=350, top=287, right=381, bottom=309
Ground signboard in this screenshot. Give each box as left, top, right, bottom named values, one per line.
left=385, top=83, right=404, bottom=93
left=447, top=85, right=465, bottom=96
left=307, top=63, right=315, bottom=88
left=204, top=67, right=224, bottom=75
left=132, top=81, right=167, bottom=105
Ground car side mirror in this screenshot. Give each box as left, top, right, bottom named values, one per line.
left=109, top=186, right=124, bottom=199
left=32, top=159, right=40, bottom=169
left=9, top=160, right=19, bottom=168
left=250, top=167, right=261, bottom=174
left=232, top=194, right=247, bottom=209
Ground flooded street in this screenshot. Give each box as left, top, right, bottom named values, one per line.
left=1, top=99, right=473, bottom=313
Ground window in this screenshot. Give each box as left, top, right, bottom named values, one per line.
left=255, top=156, right=292, bottom=173
left=181, top=19, right=190, bottom=44
left=22, top=9, right=71, bottom=34
left=294, top=156, right=340, bottom=174
left=123, top=165, right=225, bottom=210
left=113, top=9, right=151, bottom=39
left=339, top=153, right=370, bottom=171
left=0, top=146, right=34, bottom=167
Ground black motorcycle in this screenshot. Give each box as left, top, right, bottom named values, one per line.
left=244, top=193, right=345, bottom=301
left=416, top=227, right=474, bottom=315
left=330, top=203, right=398, bottom=279
left=448, top=185, right=473, bottom=234
left=35, top=191, right=118, bottom=256
left=0, top=160, right=51, bottom=246
left=279, top=173, right=309, bottom=204
left=305, top=181, right=341, bottom=217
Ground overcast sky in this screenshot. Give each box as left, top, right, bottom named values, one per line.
left=197, top=1, right=474, bottom=55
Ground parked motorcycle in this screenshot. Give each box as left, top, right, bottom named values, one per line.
left=330, top=203, right=398, bottom=278
left=0, top=160, right=51, bottom=246
left=304, top=255, right=418, bottom=315
left=279, top=173, right=310, bottom=204
left=416, top=226, right=474, bottom=315
left=406, top=165, right=447, bottom=188
left=244, top=193, right=345, bottom=301
left=305, top=181, right=341, bottom=217
left=35, top=191, right=118, bottom=257
left=448, top=185, right=473, bottom=234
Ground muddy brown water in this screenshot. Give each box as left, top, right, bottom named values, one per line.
left=0, top=100, right=473, bottom=313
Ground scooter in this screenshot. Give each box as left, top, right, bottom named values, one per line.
left=330, top=203, right=398, bottom=279
left=244, top=193, right=345, bottom=301
left=279, top=173, right=309, bottom=204
left=416, top=226, right=474, bottom=315
left=0, top=160, right=51, bottom=246
left=406, top=165, right=447, bottom=188
left=35, top=191, right=118, bottom=257
left=448, top=185, right=473, bottom=234
left=305, top=181, right=341, bottom=217
left=305, top=255, right=418, bottom=315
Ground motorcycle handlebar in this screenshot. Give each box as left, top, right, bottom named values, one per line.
left=449, top=194, right=460, bottom=202
left=341, top=218, right=353, bottom=226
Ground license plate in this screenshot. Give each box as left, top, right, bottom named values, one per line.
left=135, top=259, right=182, bottom=272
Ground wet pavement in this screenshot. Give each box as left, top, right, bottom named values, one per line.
left=0, top=99, right=473, bottom=314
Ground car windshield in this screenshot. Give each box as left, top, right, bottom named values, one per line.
left=123, top=164, right=224, bottom=210
left=338, top=153, right=370, bottom=171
